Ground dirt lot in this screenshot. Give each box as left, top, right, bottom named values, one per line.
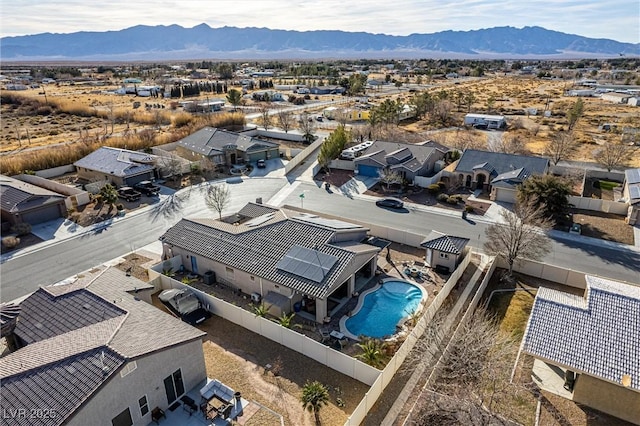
left=569, top=209, right=634, bottom=245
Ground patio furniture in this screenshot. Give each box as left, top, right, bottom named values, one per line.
left=151, top=407, right=166, bottom=424
left=181, top=395, right=197, bottom=416
left=318, top=326, right=331, bottom=344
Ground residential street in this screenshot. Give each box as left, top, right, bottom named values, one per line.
left=1, top=174, right=639, bottom=303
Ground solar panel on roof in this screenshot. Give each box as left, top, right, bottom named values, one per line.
left=629, top=186, right=640, bottom=200
left=627, top=169, right=640, bottom=184
left=295, top=215, right=360, bottom=229
left=276, top=245, right=338, bottom=283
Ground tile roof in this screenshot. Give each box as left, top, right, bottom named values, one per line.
left=160, top=208, right=378, bottom=299
left=454, top=149, right=549, bottom=180
left=0, top=267, right=205, bottom=425
left=177, top=127, right=279, bottom=157
left=73, top=147, right=156, bottom=178
left=522, top=275, right=640, bottom=391
left=0, top=175, right=66, bottom=213
left=1, top=346, right=124, bottom=426
left=420, top=231, right=470, bottom=254
left=13, top=288, right=126, bottom=345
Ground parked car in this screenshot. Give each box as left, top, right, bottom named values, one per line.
left=117, top=186, right=141, bottom=202
left=569, top=223, right=582, bottom=235
left=158, top=288, right=211, bottom=326
left=316, top=116, right=324, bottom=122
left=134, top=180, right=161, bottom=196
left=375, top=197, right=404, bottom=209
left=257, top=159, right=266, bottom=169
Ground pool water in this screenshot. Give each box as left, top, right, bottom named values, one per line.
left=345, top=281, right=424, bottom=339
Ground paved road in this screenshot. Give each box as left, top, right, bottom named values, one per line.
left=0, top=178, right=286, bottom=302
left=2, top=176, right=638, bottom=302
left=281, top=182, right=640, bottom=284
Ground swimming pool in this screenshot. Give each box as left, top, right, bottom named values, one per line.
left=343, top=280, right=425, bottom=339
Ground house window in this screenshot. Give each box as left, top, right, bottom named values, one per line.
left=439, top=253, right=449, bottom=259
left=111, top=408, right=133, bottom=426
left=120, top=361, right=137, bottom=378
left=226, top=267, right=234, bottom=280
left=139, top=395, right=149, bottom=417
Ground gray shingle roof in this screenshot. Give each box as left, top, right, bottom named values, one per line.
left=0, top=175, right=66, bottom=214
left=522, top=275, right=640, bottom=391
left=455, top=149, right=548, bottom=179
left=420, top=231, right=470, bottom=254
left=160, top=211, right=377, bottom=299
left=354, top=140, right=445, bottom=173
left=491, top=167, right=531, bottom=188
left=73, top=147, right=156, bottom=178
left=178, top=127, right=279, bottom=157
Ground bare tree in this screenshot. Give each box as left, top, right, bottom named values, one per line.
left=298, top=112, right=316, bottom=144
left=335, top=109, right=350, bottom=126
left=205, top=184, right=231, bottom=219
left=491, top=134, right=527, bottom=155
left=259, top=105, right=272, bottom=131
left=450, top=128, right=482, bottom=151
left=379, top=168, right=403, bottom=190
left=484, top=200, right=552, bottom=276
left=593, top=141, right=637, bottom=171
left=408, top=308, right=530, bottom=426
left=545, top=131, right=578, bottom=165
left=276, top=108, right=294, bottom=133
left=431, top=100, right=454, bottom=126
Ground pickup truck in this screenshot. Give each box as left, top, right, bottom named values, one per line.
left=117, top=186, right=142, bottom=202
left=134, top=180, right=161, bottom=196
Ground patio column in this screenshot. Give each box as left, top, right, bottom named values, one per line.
left=348, top=276, right=355, bottom=297
left=316, top=299, right=327, bottom=323
left=369, top=257, right=377, bottom=277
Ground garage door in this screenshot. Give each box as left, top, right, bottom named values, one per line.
left=21, top=204, right=62, bottom=225
left=358, top=165, right=381, bottom=177
left=494, top=187, right=516, bottom=203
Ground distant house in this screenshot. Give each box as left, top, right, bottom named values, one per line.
left=600, top=92, right=632, bottom=104
left=322, top=106, right=370, bottom=121
left=176, top=127, right=280, bottom=167
left=521, top=275, right=640, bottom=424
left=622, top=168, right=640, bottom=225
left=310, top=86, right=346, bottom=95
left=160, top=203, right=380, bottom=323
left=74, top=147, right=158, bottom=187
left=420, top=231, right=469, bottom=272
left=0, top=175, right=67, bottom=227
left=463, top=113, right=507, bottom=129
left=0, top=267, right=207, bottom=426
left=450, top=149, right=549, bottom=203
left=353, top=140, right=448, bottom=183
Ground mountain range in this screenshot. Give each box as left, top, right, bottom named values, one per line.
left=1, top=24, right=638, bottom=61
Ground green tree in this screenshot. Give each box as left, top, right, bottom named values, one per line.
left=301, top=381, right=329, bottom=426
left=317, top=125, right=350, bottom=172
left=369, top=99, right=402, bottom=127
left=356, top=338, right=386, bottom=368
left=100, top=184, right=119, bottom=212
left=205, top=184, right=231, bottom=219
left=226, top=89, right=242, bottom=110
left=566, top=98, right=584, bottom=131
left=217, top=63, right=234, bottom=80
left=517, top=174, right=571, bottom=222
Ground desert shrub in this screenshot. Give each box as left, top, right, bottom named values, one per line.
left=36, top=105, right=53, bottom=116
left=116, top=203, right=124, bottom=211
left=172, top=112, right=193, bottom=128
left=465, top=205, right=475, bottom=213
left=437, top=193, right=449, bottom=202
left=11, top=222, right=32, bottom=236
left=446, top=196, right=459, bottom=204
left=2, top=236, right=20, bottom=249
left=436, top=181, right=446, bottom=189
left=428, top=184, right=441, bottom=194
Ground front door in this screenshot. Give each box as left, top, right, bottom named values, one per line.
left=163, top=369, right=184, bottom=405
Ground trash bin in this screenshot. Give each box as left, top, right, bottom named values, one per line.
left=293, top=302, right=302, bottom=312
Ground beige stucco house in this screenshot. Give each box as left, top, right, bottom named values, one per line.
left=159, top=202, right=380, bottom=323
left=521, top=275, right=640, bottom=425
left=0, top=267, right=206, bottom=426
left=622, top=168, right=640, bottom=225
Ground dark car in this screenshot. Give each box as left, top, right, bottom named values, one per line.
left=375, top=197, right=404, bottom=209
left=134, top=180, right=161, bottom=196
left=158, top=288, right=211, bottom=326
left=257, top=159, right=266, bottom=168
left=117, top=186, right=141, bottom=202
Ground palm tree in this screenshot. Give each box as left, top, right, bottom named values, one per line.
left=252, top=303, right=270, bottom=317
left=356, top=338, right=386, bottom=368
left=301, top=380, right=329, bottom=425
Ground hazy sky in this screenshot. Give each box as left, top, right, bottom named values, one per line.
left=2, top=0, right=639, bottom=43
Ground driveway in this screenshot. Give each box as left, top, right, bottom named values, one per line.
left=248, top=158, right=287, bottom=178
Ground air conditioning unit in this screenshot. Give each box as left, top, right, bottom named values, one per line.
left=251, top=292, right=262, bottom=303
